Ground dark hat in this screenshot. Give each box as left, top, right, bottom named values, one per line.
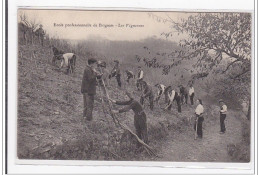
left=114, top=60, right=119, bottom=63
left=88, top=58, right=97, bottom=64
left=138, top=66, right=141, bottom=68
left=219, top=99, right=224, bottom=103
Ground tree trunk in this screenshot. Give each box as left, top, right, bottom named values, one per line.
left=31, top=30, right=34, bottom=45
left=23, top=32, right=27, bottom=45
left=247, top=100, right=251, bottom=120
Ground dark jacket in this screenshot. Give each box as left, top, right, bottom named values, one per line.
left=35, top=28, right=45, bottom=37
left=143, top=85, right=153, bottom=98
left=116, top=99, right=144, bottom=115
left=112, top=64, right=120, bottom=75
left=81, top=65, right=97, bottom=95
left=180, top=86, right=188, bottom=96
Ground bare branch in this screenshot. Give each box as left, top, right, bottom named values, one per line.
left=222, top=59, right=241, bottom=73
left=231, top=69, right=250, bottom=80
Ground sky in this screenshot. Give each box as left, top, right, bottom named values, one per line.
left=18, top=9, right=190, bottom=41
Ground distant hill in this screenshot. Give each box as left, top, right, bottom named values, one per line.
left=74, top=36, right=179, bottom=62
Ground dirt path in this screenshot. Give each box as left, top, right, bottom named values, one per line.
left=156, top=110, right=243, bottom=162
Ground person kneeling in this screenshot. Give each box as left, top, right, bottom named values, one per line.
left=109, top=91, right=148, bottom=147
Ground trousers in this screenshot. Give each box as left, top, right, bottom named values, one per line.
left=140, top=94, right=154, bottom=111
left=190, top=93, right=194, bottom=105
left=181, top=94, right=188, bottom=104
left=167, top=96, right=181, bottom=113
left=134, top=112, right=148, bottom=145
left=136, top=79, right=143, bottom=90
left=116, top=74, right=121, bottom=87
left=220, top=113, right=226, bottom=132
left=83, top=93, right=94, bottom=121
left=194, top=116, right=204, bottom=138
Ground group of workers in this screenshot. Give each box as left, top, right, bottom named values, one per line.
left=81, top=58, right=228, bottom=146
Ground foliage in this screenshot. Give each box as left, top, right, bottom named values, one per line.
left=227, top=119, right=250, bottom=162
left=145, top=13, right=252, bottom=108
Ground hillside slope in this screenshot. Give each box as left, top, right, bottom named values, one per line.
left=17, top=44, right=249, bottom=162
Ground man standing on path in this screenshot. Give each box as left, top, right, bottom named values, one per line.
left=81, top=58, right=102, bottom=121
left=194, top=99, right=204, bottom=138
left=189, top=84, right=195, bottom=105
left=219, top=99, right=227, bottom=134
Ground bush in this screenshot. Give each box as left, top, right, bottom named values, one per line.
left=227, top=119, right=250, bottom=162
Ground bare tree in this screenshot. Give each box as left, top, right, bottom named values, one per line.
left=28, top=17, right=40, bottom=45
left=19, top=12, right=30, bottom=45
left=18, top=11, right=40, bottom=45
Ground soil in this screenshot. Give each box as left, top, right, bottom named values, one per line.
left=155, top=110, right=243, bottom=162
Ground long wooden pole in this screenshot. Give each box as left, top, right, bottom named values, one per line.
left=98, top=75, right=158, bottom=157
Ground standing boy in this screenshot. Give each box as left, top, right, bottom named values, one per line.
left=219, top=99, right=227, bottom=134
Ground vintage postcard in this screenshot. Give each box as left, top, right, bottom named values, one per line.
left=17, top=9, right=252, bottom=164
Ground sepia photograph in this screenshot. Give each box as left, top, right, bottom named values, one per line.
left=17, top=9, right=252, bottom=162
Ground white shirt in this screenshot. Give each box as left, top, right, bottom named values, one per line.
left=220, top=104, right=227, bottom=114
left=158, top=84, right=166, bottom=96
left=138, top=70, right=144, bottom=79
left=168, top=90, right=176, bottom=102
left=129, top=70, right=134, bottom=75
left=195, top=104, right=204, bottom=115
left=60, top=53, right=74, bottom=67
left=189, top=87, right=195, bottom=96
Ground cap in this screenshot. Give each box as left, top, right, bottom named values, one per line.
left=114, top=60, right=119, bottom=63
left=138, top=66, right=141, bottom=68
left=219, top=99, right=224, bottom=103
